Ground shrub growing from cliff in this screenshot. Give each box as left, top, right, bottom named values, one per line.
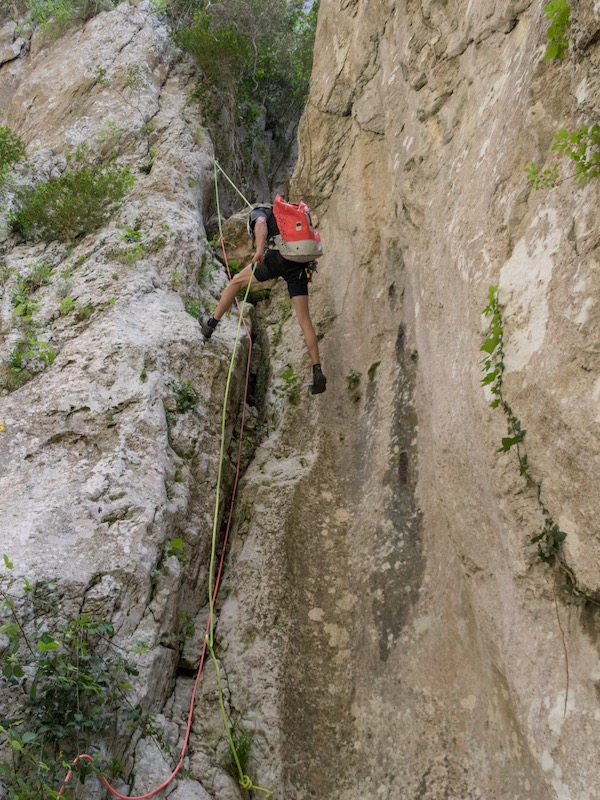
left=0, top=564, right=142, bottom=797
left=9, top=150, right=135, bottom=242
left=543, top=0, right=570, bottom=60
left=19, top=0, right=119, bottom=37
left=525, top=123, right=600, bottom=188
left=0, top=124, right=26, bottom=182
left=173, top=0, right=319, bottom=196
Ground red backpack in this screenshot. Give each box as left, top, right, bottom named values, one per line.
left=271, top=195, right=324, bottom=263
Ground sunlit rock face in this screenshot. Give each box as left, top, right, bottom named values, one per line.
left=217, top=2, right=600, bottom=799
left=0, top=3, right=252, bottom=794
left=1, top=1, right=599, bottom=799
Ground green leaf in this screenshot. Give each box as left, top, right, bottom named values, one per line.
left=498, top=433, right=525, bottom=452
left=36, top=632, right=58, bottom=651
left=481, top=370, right=499, bottom=386
left=480, top=337, right=499, bottom=355
left=538, top=546, right=556, bottom=565
left=519, top=455, right=529, bottom=475
left=551, top=527, right=567, bottom=545
left=3, top=553, right=12, bottom=570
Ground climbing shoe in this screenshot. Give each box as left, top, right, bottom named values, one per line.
left=311, top=364, right=327, bottom=395
left=199, top=313, right=218, bottom=339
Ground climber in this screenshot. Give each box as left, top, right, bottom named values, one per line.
left=199, top=202, right=327, bottom=395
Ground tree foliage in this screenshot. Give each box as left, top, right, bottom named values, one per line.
left=9, top=148, right=135, bottom=242
left=173, top=0, right=319, bottom=197
left=0, top=125, right=26, bottom=181
left=543, top=0, right=570, bottom=60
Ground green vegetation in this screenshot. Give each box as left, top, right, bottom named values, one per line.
left=481, top=286, right=590, bottom=602
left=14, top=260, right=54, bottom=296
left=0, top=561, right=141, bottom=798
left=367, top=360, right=381, bottom=381
left=346, top=370, right=361, bottom=390
left=0, top=124, right=26, bottom=182
left=223, top=722, right=254, bottom=781
left=165, top=537, right=187, bottom=564
left=526, top=124, right=600, bottom=188
left=18, top=0, right=119, bottom=38
left=75, top=302, right=94, bottom=322
left=0, top=260, right=58, bottom=392
left=9, top=149, right=135, bottom=242
left=110, top=243, right=144, bottom=265
left=2, top=331, right=56, bottom=391
left=164, top=378, right=200, bottom=414
left=543, top=0, right=570, bottom=60
left=96, top=118, right=123, bottom=158
left=272, top=297, right=292, bottom=348
left=528, top=4, right=599, bottom=192
left=185, top=297, right=202, bottom=319
left=58, top=296, right=76, bottom=315
left=172, top=0, right=319, bottom=192
left=552, top=124, right=600, bottom=181
left=275, top=365, right=301, bottom=404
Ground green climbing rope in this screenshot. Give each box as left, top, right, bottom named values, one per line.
left=214, top=160, right=254, bottom=210
left=206, top=162, right=271, bottom=797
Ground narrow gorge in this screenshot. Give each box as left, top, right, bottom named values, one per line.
left=0, top=2, right=599, bottom=799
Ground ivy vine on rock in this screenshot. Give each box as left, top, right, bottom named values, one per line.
left=543, top=0, right=570, bottom=60
left=481, top=286, right=591, bottom=604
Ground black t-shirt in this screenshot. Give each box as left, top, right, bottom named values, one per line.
left=249, top=206, right=279, bottom=240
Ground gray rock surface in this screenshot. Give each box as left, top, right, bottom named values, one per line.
left=1, top=1, right=599, bottom=799
left=0, top=3, right=248, bottom=796
left=208, top=2, right=600, bottom=799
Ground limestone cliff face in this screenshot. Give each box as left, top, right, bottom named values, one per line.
left=0, top=4, right=249, bottom=796
left=217, top=2, right=600, bottom=799
left=1, top=2, right=599, bottom=799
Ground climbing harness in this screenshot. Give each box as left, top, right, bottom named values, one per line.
left=57, top=162, right=272, bottom=798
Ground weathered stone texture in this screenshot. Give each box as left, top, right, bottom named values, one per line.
left=216, top=1, right=600, bottom=799
left=1, top=1, right=599, bottom=799
left=0, top=3, right=247, bottom=795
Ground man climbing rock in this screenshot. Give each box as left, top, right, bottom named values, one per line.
left=200, top=202, right=327, bottom=395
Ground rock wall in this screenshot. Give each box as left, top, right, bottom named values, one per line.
left=0, top=4, right=252, bottom=795
left=213, top=1, right=600, bottom=799
left=1, top=1, right=599, bottom=799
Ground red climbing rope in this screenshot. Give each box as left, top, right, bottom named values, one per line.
left=58, top=241, right=254, bottom=798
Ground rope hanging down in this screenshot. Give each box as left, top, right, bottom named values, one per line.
left=57, top=163, right=271, bottom=799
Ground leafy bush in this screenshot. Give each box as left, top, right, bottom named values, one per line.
left=0, top=124, right=26, bottom=181
left=9, top=155, right=135, bottom=242
left=58, top=296, right=76, bottom=315
left=0, top=566, right=138, bottom=798
left=525, top=123, right=600, bottom=188
left=22, top=0, right=119, bottom=37
left=176, top=8, right=250, bottom=88
left=552, top=123, right=600, bottom=181
left=543, top=0, right=570, bottom=60
left=275, top=365, right=301, bottom=404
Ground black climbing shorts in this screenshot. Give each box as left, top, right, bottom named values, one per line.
left=253, top=250, right=309, bottom=298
